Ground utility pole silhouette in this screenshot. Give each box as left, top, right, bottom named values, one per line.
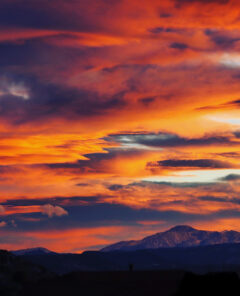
left=129, top=263, right=134, bottom=272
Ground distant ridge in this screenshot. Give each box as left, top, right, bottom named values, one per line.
left=12, top=247, right=56, bottom=256
left=101, top=225, right=240, bottom=252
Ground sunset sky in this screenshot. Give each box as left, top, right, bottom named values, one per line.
left=2, top=0, right=240, bottom=252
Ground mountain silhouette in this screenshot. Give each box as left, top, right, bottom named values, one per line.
left=13, top=247, right=56, bottom=256
left=101, top=225, right=240, bottom=251
left=13, top=243, right=240, bottom=274
left=11, top=226, right=240, bottom=275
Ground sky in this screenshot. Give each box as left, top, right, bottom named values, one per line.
left=1, top=0, right=240, bottom=252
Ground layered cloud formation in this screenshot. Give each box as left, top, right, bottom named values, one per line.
left=0, top=0, right=240, bottom=252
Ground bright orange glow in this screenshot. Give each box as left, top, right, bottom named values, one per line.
left=0, top=0, right=240, bottom=252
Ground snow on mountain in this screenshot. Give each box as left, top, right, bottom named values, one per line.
left=101, top=225, right=240, bottom=252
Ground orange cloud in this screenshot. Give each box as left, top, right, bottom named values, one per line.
left=0, top=0, right=240, bottom=251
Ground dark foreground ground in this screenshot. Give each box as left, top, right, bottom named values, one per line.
left=21, top=270, right=240, bottom=296
left=1, top=250, right=240, bottom=295
left=21, top=270, right=185, bottom=296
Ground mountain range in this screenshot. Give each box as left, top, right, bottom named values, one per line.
left=9, top=225, right=240, bottom=274
left=14, top=225, right=240, bottom=256
left=101, top=225, right=240, bottom=251
left=12, top=247, right=56, bottom=256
